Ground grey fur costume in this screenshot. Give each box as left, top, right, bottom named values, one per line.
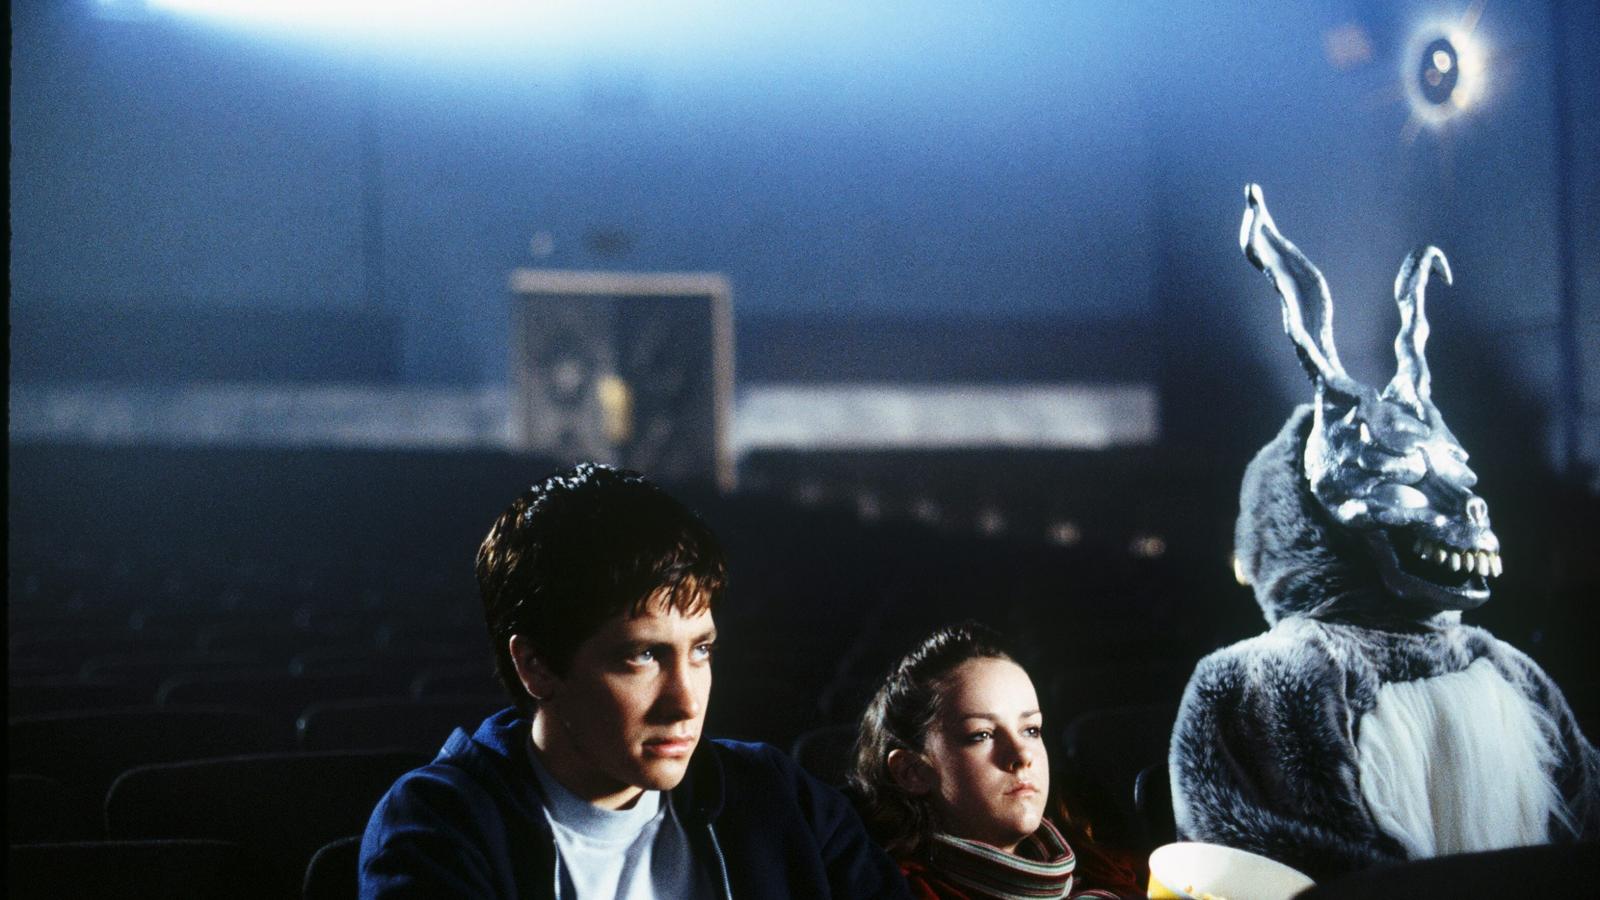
left=1169, top=185, right=1598, bottom=883
left=1168, top=406, right=1599, bottom=883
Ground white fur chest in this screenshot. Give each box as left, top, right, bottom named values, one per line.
left=1354, top=657, right=1561, bottom=858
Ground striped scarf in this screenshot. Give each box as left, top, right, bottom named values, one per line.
left=926, top=818, right=1076, bottom=900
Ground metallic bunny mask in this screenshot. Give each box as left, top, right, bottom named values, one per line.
left=1240, top=184, right=1500, bottom=612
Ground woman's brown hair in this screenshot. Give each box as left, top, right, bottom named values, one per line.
left=847, top=621, right=1012, bottom=859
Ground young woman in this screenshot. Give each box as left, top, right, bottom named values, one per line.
left=850, top=623, right=1139, bottom=900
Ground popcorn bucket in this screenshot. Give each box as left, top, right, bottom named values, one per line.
left=1146, top=842, right=1315, bottom=900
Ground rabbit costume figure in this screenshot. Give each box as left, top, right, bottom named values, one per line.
left=1168, top=185, right=1599, bottom=882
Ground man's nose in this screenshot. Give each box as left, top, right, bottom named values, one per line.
left=655, top=658, right=702, bottom=721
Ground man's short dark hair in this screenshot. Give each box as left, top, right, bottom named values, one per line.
left=476, top=463, right=727, bottom=712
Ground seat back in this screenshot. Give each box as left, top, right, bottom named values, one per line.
left=8, top=773, right=99, bottom=842
left=410, top=661, right=502, bottom=698
left=303, top=834, right=363, bottom=900
left=156, top=668, right=412, bottom=731
left=1059, top=701, right=1179, bottom=847
left=8, top=839, right=277, bottom=900
left=8, top=706, right=284, bottom=802
left=1132, top=762, right=1176, bottom=853
left=790, top=723, right=860, bottom=789
left=1296, top=841, right=1599, bottom=899
left=105, top=749, right=427, bottom=897
left=79, top=651, right=260, bottom=698
left=7, top=676, right=150, bottom=716
left=295, top=695, right=502, bottom=752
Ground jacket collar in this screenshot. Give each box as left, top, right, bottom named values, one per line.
left=465, top=708, right=727, bottom=824
left=457, top=708, right=552, bottom=829
left=670, top=737, right=727, bottom=823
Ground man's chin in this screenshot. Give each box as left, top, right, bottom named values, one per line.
left=633, top=755, right=693, bottom=792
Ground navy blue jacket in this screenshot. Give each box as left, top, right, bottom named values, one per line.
left=360, top=708, right=911, bottom=899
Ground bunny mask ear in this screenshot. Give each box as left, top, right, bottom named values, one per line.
left=1240, top=184, right=1368, bottom=404
left=1383, top=246, right=1451, bottom=419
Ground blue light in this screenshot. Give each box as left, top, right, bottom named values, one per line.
left=126, top=0, right=830, bottom=60
left=145, top=0, right=564, bottom=35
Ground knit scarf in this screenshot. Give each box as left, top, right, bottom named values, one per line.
left=925, top=818, right=1076, bottom=900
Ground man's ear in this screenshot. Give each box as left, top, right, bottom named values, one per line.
left=509, top=635, right=559, bottom=701
left=886, top=748, right=934, bottom=795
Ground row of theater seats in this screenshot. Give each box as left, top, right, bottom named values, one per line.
left=9, top=580, right=511, bottom=898
left=10, top=748, right=424, bottom=899
left=10, top=565, right=1193, bottom=895
left=15, top=695, right=1598, bottom=900
left=12, top=441, right=1599, bottom=897
left=4, top=514, right=1245, bottom=899
left=9, top=700, right=1182, bottom=900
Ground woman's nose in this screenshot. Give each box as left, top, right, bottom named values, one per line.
left=1004, top=737, right=1035, bottom=771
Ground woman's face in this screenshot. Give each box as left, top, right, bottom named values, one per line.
left=921, top=657, right=1049, bottom=852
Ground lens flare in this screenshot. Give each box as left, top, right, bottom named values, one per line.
left=1402, top=21, right=1489, bottom=131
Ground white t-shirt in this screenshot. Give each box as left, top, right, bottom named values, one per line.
left=527, top=742, right=714, bottom=900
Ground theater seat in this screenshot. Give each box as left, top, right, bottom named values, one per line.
left=1060, top=702, right=1179, bottom=848
left=8, top=676, right=149, bottom=716
left=1293, top=841, right=1598, bottom=899
left=156, top=668, right=413, bottom=732
left=295, top=695, right=503, bottom=752
left=8, top=706, right=284, bottom=803
left=790, top=723, right=860, bottom=789
left=7, top=773, right=98, bottom=842
left=303, top=834, right=363, bottom=900
left=1132, top=763, right=1176, bottom=853
left=8, top=839, right=277, bottom=900
left=80, top=650, right=260, bottom=698
left=410, top=662, right=502, bottom=698
left=105, top=749, right=427, bottom=897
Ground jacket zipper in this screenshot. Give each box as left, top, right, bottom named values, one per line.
left=706, top=823, right=734, bottom=900
left=551, top=844, right=563, bottom=900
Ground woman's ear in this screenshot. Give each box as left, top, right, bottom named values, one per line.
left=509, top=635, right=559, bottom=701
left=887, top=748, right=934, bottom=795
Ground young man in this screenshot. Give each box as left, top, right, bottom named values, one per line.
left=360, top=463, right=910, bottom=899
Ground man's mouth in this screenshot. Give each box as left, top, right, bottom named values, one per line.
left=642, top=736, right=696, bottom=758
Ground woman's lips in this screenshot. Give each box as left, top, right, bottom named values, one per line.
left=1006, top=782, right=1039, bottom=796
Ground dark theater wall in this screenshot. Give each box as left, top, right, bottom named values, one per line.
left=8, top=3, right=1160, bottom=384
left=8, top=1, right=1597, bottom=477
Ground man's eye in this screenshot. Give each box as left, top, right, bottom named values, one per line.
left=692, top=642, right=715, bottom=661
left=627, top=649, right=656, bottom=665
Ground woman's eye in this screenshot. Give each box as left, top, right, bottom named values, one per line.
left=1023, top=726, right=1042, bottom=738
left=966, top=731, right=992, bottom=743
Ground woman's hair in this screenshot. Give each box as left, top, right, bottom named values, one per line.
left=848, top=621, right=1013, bottom=860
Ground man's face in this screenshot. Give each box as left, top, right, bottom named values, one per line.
left=527, top=599, right=716, bottom=809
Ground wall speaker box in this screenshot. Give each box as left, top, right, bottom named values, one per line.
left=508, top=270, right=734, bottom=491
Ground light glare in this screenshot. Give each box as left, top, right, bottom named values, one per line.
left=148, top=0, right=533, bottom=32
left=136, top=0, right=749, bottom=57
left=1402, top=21, right=1490, bottom=130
